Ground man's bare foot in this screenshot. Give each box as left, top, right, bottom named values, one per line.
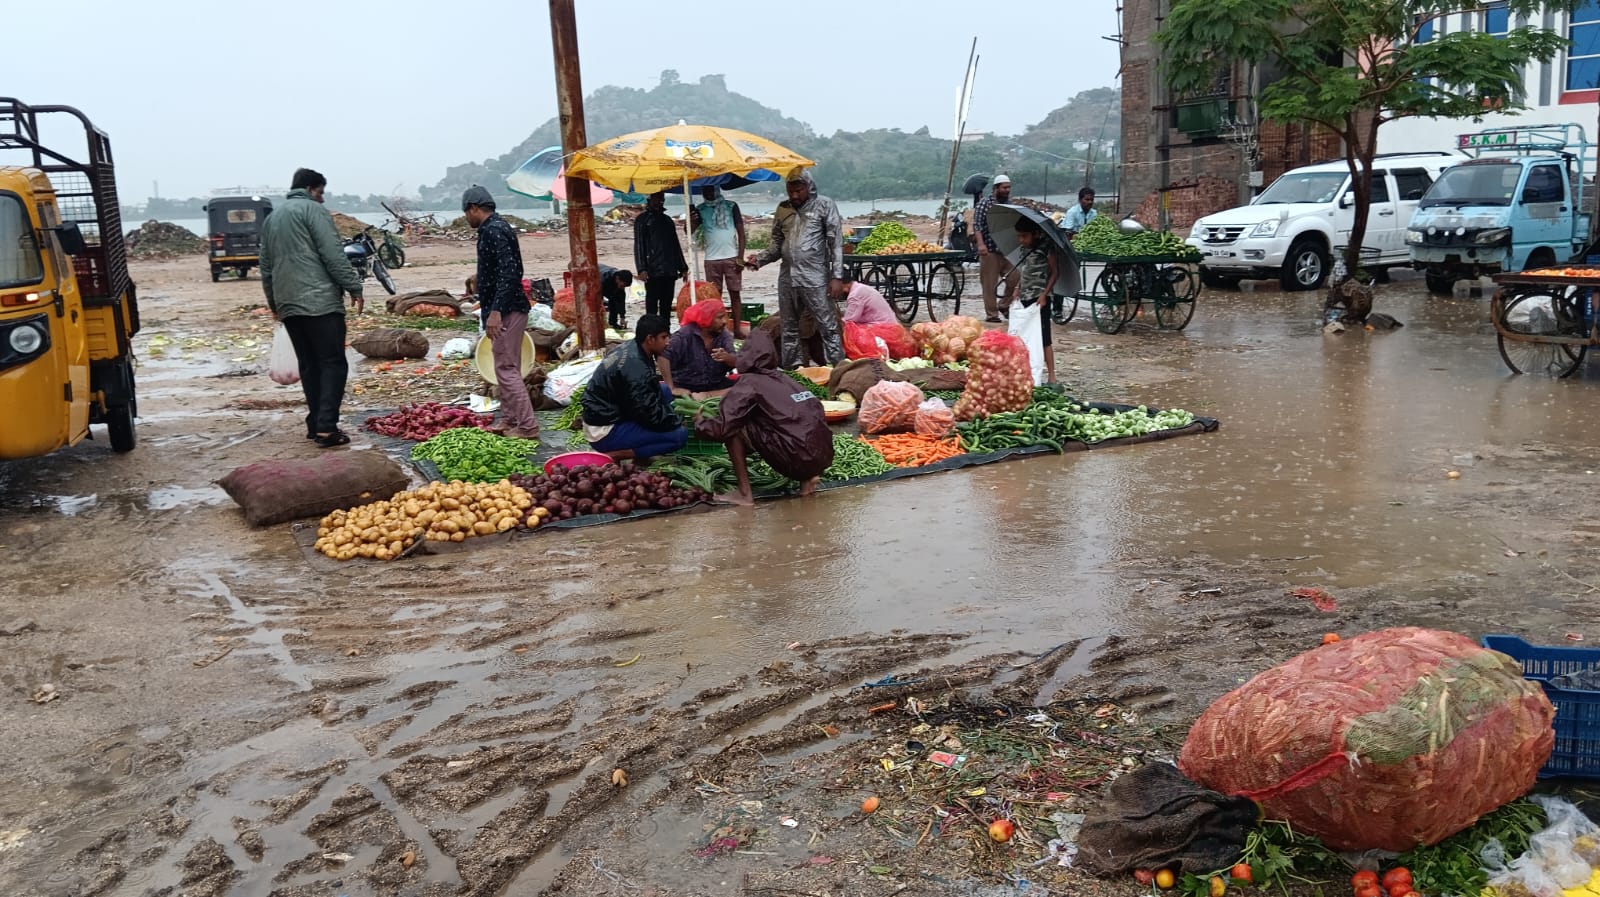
left=798, top=477, right=820, bottom=497
left=716, top=490, right=755, bottom=507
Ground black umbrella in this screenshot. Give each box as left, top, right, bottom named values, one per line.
left=985, top=203, right=1080, bottom=297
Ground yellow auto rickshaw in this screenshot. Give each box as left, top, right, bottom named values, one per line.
left=0, top=99, right=139, bottom=458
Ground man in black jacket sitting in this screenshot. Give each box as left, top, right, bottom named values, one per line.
left=581, top=315, right=688, bottom=461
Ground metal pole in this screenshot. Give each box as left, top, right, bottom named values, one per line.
left=550, top=0, right=605, bottom=350
left=938, top=39, right=979, bottom=245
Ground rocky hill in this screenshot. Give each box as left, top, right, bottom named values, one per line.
left=422, top=72, right=1120, bottom=204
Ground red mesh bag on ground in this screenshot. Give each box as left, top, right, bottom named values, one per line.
left=858, top=380, right=924, bottom=435
left=552, top=287, right=578, bottom=327
left=1178, top=627, right=1555, bottom=851
left=952, top=330, right=1033, bottom=421
left=674, top=281, right=722, bottom=321
left=843, top=321, right=917, bottom=360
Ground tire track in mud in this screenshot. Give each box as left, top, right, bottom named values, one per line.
left=21, top=558, right=992, bottom=897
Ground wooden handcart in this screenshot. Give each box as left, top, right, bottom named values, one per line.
left=1490, top=270, right=1600, bottom=377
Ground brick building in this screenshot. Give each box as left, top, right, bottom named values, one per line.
left=1118, top=0, right=1341, bottom=232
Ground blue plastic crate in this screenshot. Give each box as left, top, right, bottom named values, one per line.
left=1482, top=634, right=1600, bottom=779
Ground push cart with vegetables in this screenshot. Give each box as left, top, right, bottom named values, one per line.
left=1062, top=215, right=1202, bottom=334
left=843, top=250, right=970, bottom=325
left=1488, top=267, right=1600, bottom=377
left=1065, top=250, right=1202, bottom=334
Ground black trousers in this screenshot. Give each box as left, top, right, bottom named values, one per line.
left=604, top=288, right=627, bottom=328
left=282, top=312, right=348, bottom=435
left=644, top=276, right=676, bottom=319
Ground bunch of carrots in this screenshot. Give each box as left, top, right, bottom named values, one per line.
left=861, top=433, right=963, bottom=468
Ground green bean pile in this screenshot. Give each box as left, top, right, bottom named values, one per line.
left=823, top=434, right=895, bottom=481
left=555, top=386, right=586, bottom=431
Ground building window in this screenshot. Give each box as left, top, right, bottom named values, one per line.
left=1415, top=16, right=1434, bottom=42
left=1568, top=0, right=1600, bottom=99
left=1486, top=3, right=1510, bottom=36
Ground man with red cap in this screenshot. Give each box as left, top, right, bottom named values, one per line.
left=660, top=298, right=737, bottom=397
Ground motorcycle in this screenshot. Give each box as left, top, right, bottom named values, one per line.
left=342, top=230, right=397, bottom=295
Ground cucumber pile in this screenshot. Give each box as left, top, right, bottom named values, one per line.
left=1072, top=215, right=1199, bottom=260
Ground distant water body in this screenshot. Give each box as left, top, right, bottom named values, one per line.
left=138, top=194, right=1068, bottom=237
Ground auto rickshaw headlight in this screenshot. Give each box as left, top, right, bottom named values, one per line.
left=8, top=323, right=44, bottom=355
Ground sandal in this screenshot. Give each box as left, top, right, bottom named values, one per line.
left=314, top=430, right=351, bottom=448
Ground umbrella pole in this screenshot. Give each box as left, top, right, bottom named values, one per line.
left=684, top=171, right=698, bottom=310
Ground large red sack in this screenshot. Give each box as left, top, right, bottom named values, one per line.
left=1178, top=627, right=1554, bottom=851
left=843, top=321, right=917, bottom=360
left=952, top=330, right=1033, bottom=420
left=219, top=451, right=411, bottom=527
left=552, top=287, right=578, bottom=327
left=674, top=281, right=722, bottom=322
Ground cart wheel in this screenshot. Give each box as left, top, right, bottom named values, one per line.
left=882, top=262, right=920, bottom=323
left=924, top=262, right=964, bottom=321
left=1090, top=267, right=1129, bottom=334
left=1154, top=267, right=1198, bottom=330
left=1495, top=288, right=1588, bottom=377
left=1499, top=337, right=1587, bottom=377
left=1051, top=294, right=1077, bottom=325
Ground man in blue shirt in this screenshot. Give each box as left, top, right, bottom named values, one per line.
left=1063, top=187, right=1099, bottom=239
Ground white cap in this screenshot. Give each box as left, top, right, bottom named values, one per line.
left=992, top=174, right=1011, bottom=185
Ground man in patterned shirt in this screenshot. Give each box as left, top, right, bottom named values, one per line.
left=973, top=174, right=1019, bottom=322
left=463, top=185, right=538, bottom=439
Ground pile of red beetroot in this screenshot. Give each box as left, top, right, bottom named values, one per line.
left=509, top=463, right=711, bottom=522
left=364, top=403, right=495, bottom=441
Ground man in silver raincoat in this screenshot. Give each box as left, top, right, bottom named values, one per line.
left=746, top=170, right=846, bottom=367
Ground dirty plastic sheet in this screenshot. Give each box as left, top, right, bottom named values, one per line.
left=355, top=400, right=1220, bottom=507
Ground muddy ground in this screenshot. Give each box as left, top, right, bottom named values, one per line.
left=3, top=227, right=1600, bottom=897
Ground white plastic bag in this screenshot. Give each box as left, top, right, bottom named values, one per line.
left=1008, top=299, right=1046, bottom=386
left=440, top=337, right=474, bottom=360
left=542, top=354, right=603, bottom=405
left=913, top=396, right=955, bottom=438
left=528, top=304, right=562, bottom=332
left=1484, top=797, right=1600, bottom=897
left=269, top=324, right=300, bottom=386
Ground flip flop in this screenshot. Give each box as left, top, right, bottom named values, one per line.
left=314, top=431, right=351, bottom=448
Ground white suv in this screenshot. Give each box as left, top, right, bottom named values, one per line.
left=1186, top=152, right=1463, bottom=291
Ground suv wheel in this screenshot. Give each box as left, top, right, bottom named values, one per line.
left=1424, top=271, right=1457, bottom=295
left=1280, top=238, right=1329, bottom=291
left=1200, top=268, right=1241, bottom=290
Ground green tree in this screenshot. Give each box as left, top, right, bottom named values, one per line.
left=1160, top=0, right=1576, bottom=288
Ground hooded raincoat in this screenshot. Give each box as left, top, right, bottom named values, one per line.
left=694, top=330, right=835, bottom=481
left=751, top=172, right=846, bottom=366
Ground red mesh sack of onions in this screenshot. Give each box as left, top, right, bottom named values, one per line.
left=953, top=330, right=1033, bottom=420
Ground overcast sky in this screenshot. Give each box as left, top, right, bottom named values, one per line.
left=9, top=0, right=1122, bottom=201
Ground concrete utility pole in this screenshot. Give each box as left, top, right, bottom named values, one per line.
left=550, top=0, right=605, bottom=350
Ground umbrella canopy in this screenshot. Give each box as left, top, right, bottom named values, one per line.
left=506, top=147, right=615, bottom=203
left=567, top=123, right=815, bottom=300
left=986, top=203, right=1080, bottom=297
left=566, top=123, right=813, bottom=194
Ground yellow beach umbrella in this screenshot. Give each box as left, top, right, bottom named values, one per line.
left=567, top=122, right=815, bottom=307
left=566, top=121, right=814, bottom=194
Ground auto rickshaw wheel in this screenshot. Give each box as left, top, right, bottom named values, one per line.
left=236, top=266, right=251, bottom=280
left=210, top=266, right=221, bottom=283
left=106, top=360, right=137, bottom=452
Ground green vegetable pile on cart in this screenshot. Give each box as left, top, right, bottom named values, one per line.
left=1073, top=215, right=1200, bottom=260
left=855, top=222, right=919, bottom=256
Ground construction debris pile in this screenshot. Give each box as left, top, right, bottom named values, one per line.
left=124, top=221, right=207, bottom=259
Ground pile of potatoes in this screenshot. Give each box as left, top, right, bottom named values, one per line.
left=315, top=480, right=534, bottom=561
